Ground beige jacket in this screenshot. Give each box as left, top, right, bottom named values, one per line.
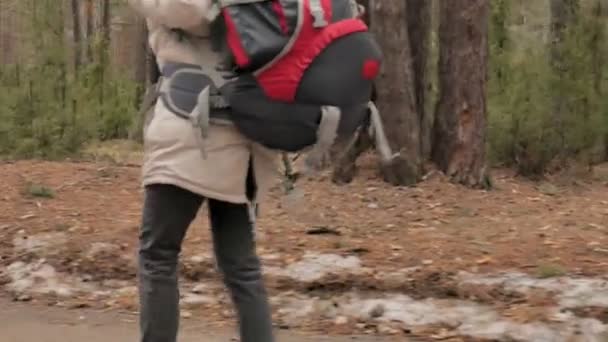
left=129, top=0, right=278, bottom=204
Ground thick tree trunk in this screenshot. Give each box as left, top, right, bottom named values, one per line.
left=368, top=0, right=421, bottom=186
left=432, top=0, right=490, bottom=188
left=406, top=0, right=432, bottom=159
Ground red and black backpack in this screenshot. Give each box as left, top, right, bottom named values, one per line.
left=211, top=0, right=382, bottom=152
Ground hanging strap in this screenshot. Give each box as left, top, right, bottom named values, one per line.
left=368, top=101, right=399, bottom=164
left=309, top=0, right=328, bottom=28
left=302, top=105, right=341, bottom=173
left=191, top=87, right=211, bottom=159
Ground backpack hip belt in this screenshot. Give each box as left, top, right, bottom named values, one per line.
left=156, top=61, right=345, bottom=158
left=157, top=62, right=232, bottom=159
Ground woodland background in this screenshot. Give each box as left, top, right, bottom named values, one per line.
left=0, top=0, right=606, bottom=186
left=1, top=3, right=608, bottom=339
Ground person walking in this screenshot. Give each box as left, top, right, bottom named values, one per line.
left=128, top=1, right=278, bottom=341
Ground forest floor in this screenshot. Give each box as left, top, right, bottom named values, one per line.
left=1, top=142, right=608, bottom=341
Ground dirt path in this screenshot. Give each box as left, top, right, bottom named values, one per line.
left=0, top=297, right=396, bottom=342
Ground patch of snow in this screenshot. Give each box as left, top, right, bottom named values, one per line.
left=272, top=294, right=318, bottom=327
left=334, top=316, right=348, bottom=325
left=266, top=253, right=363, bottom=282
left=4, top=260, right=95, bottom=297
left=189, top=254, right=213, bottom=264
left=274, top=292, right=608, bottom=342
left=265, top=258, right=608, bottom=339
left=86, top=242, right=120, bottom=259
left=459, top=271, right=608, bottom=309
left=182, top=293, right=217, bottom=306
left=341, top=294, right=498, bottom=327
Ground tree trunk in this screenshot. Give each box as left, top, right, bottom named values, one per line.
left=590, top=0, right=605, bottom=96
left=432, top=0, right=490, bottom=188
left=84, top=0, right=94, bottom=63
left=331, top=0, right=373, bottom=184
left=549, top=0, right=579, bottom=153
left=101, top=0, right=110, bottom=45
left=592, top=0, right=608, bottom=161
left=58, top=0, right=67, bottom=109
left=70, top=0, right=82, bottom=73
left=355, top=0, right=370, bottom=23
left=130, top=19, right=158, bottom=143
left=97, top=0, right=110, bottom=115
left=331, top=64, right=374, bottom=184
left=134, top=18, right=149, bottom=101
left=147, top=49, right=160, bottom=86
left=490, top=0, right=510, bottom=87
left=406, top=0, right=432, bottom=159
left=332, top=0, right=431, bottom=185
left=331, top=116, right=374, bottom=184
left=550, top=0, right=579, bottom=45
left=368, top=0, right=421, bottom=186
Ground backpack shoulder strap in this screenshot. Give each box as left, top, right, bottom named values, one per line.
left=309, top=0, right=329, bottom=27
left=217, top=0, right=267, bottom=7
left=207, top=0, right=268, bottom=21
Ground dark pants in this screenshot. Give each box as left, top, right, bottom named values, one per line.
left=138, top=184, right=275, bottom=342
